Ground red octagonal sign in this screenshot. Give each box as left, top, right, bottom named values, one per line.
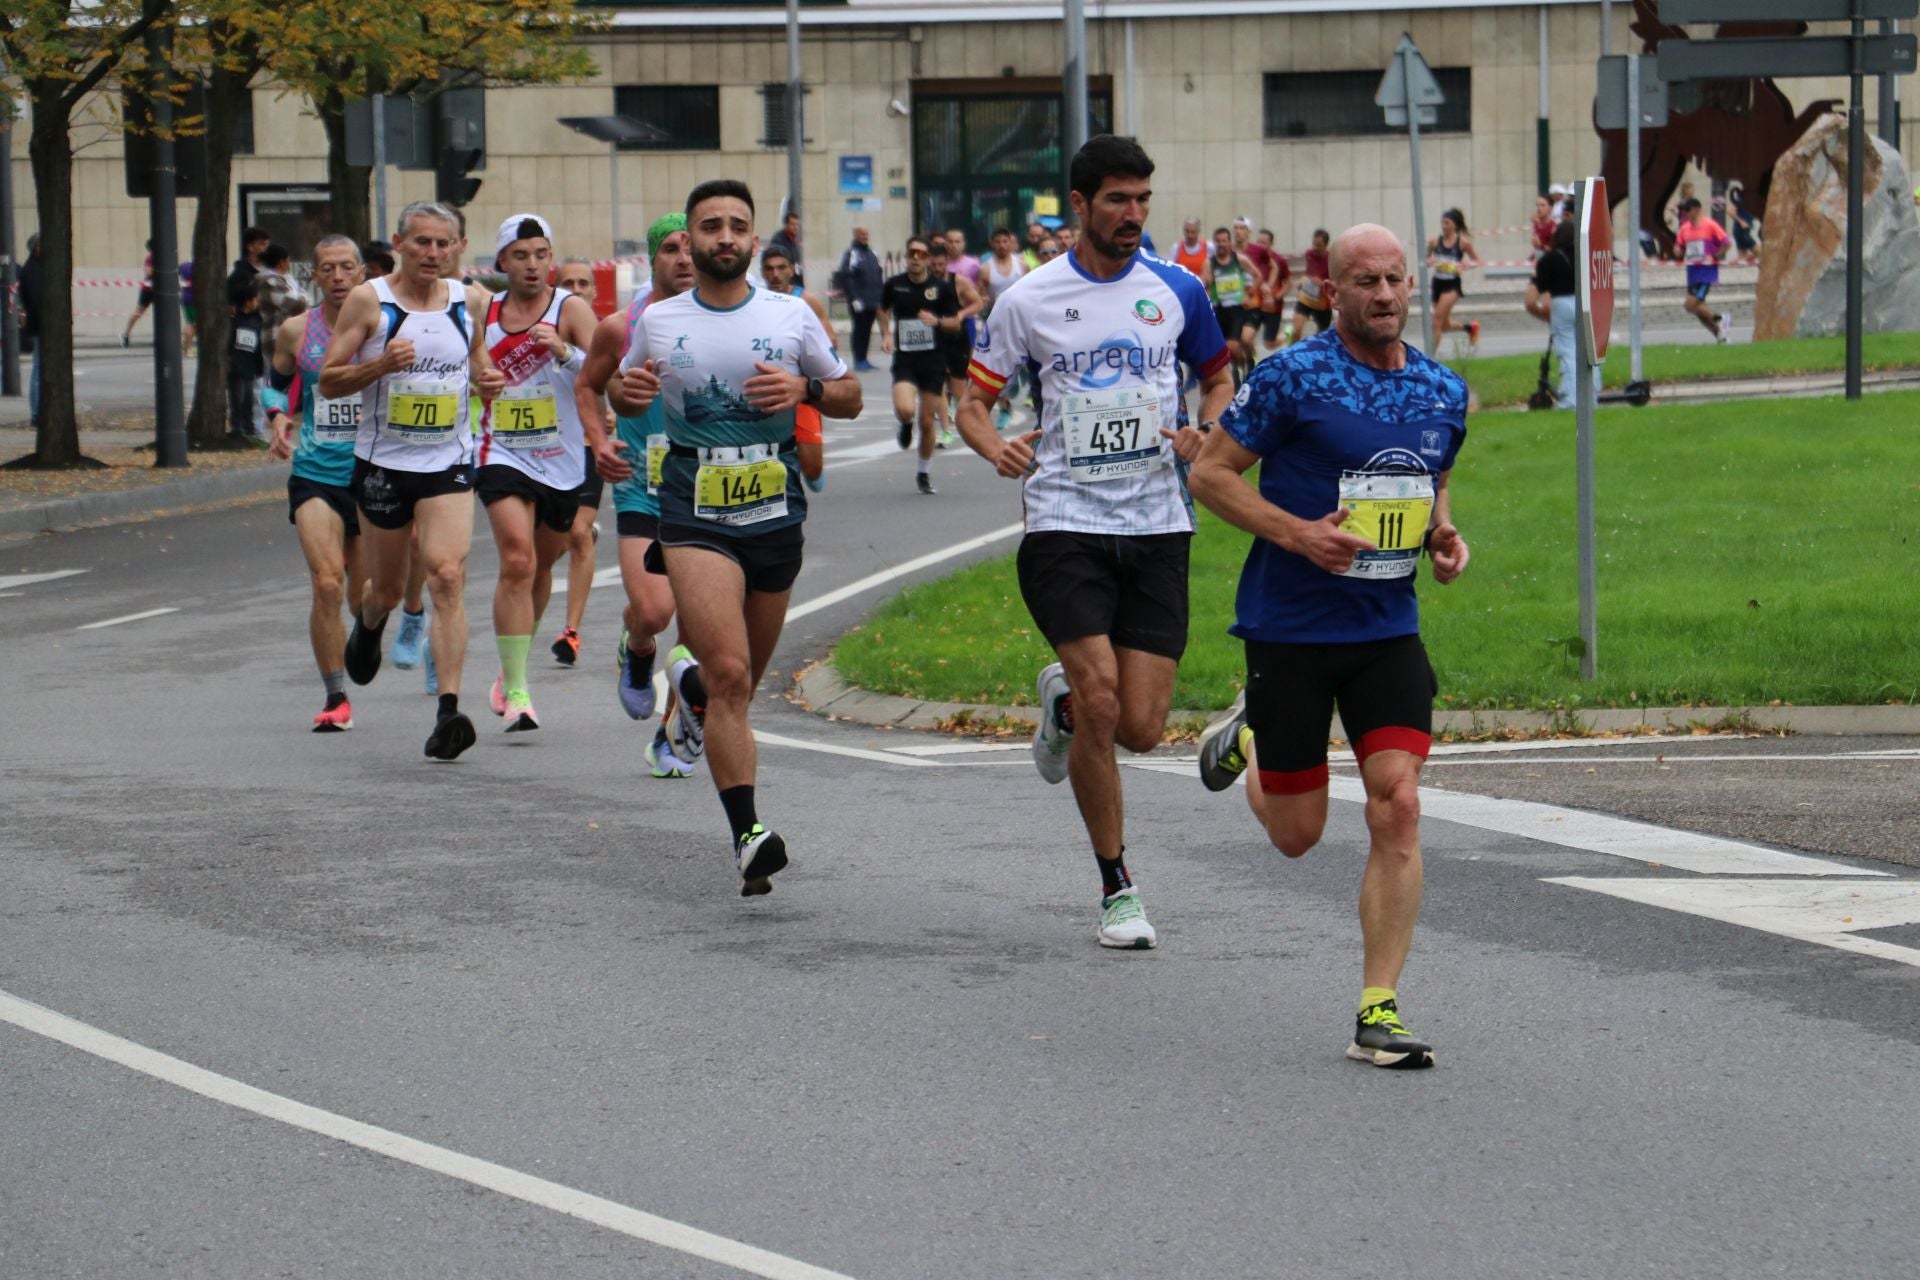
left=1578, top=177, right=1614, bottom=365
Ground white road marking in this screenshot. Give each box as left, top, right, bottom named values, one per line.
left=0, top=987, right=861, bottom=1280
left=1546, top=878, right=1920, bottom=968
left=1121, top=763, right=1880, bottom=876
left=884, top=741, right=1034, bottom=757
left=1423, top=733, right=1761, bottom=757
left=786, top=521, right=1023, bottom=622
left=0, top=568, right=89, bottom=591
left=753, top=729, right=942, bottom=766
left=821, top=438, right=913, bottom=467
left=77, top=607, right=179, bottom=631
left=1415, top=751, right=1920, bottom=766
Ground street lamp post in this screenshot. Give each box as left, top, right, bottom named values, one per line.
left=558, top=115, right=668, bottom=258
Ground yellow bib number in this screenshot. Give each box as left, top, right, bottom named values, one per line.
left=1336, top=472, right=1435, bottom=580
left=387, top=379, right=459, bottom=442
left=646, top=433, right=667, bottom=495
left=494, top=384, right=559, bottom=448
left=693, top=455, right=789, bottom=527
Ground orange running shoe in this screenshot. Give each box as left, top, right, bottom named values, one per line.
left=551, top=626, right=581, bottom=666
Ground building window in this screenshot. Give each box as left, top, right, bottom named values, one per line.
left=614, top=85, right=720, bottom=151
left=758, top=83, right=812, bottom=148
left=231, top=89, right=256, bottom=156
left=1262, top=69, right=1471, bottom=139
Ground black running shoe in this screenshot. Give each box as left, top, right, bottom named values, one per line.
left=1346, top=999, right=1435, bottom=1069
left=916, top=472, right=935, bottom=496
left=344, top=613, right=387, bottom=686
left=424, top=710, right=477, bottom=761
left=736, top=824, right=788, bottom=896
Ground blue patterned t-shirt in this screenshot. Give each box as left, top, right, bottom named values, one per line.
left=1219, top=331, right=1467, bottom=644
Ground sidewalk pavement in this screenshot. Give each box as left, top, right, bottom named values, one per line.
left=0, top=425, right=284, bottom=538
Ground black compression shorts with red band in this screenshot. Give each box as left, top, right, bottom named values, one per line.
left=1242, top=634, right=1437, bottom=795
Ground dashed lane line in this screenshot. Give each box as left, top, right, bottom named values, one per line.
left=76, top=607, right=179, bottom=631
left=0, top=987, right=862, bottom=1280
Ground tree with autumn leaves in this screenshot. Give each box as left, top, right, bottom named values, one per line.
left=3, top=0, right=599, bottom=467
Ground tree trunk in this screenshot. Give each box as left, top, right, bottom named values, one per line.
left=322, top=92, right=372, bottom=244
left=25, top=82, right=84, bottom=468
left=187, top=38, right=256, bottom=447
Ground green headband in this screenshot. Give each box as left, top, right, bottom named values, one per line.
left=648, top=213, right=688, bottom=260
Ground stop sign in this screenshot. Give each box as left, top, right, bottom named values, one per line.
left=1578, top=177, right=1614, bottom=365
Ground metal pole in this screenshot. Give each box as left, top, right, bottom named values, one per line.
left=608, top=145, right=621, bottom=256
left=0, top=108, right=19, bottom=399
left=1880, top=19, right=1901, bottom=148
left=1627, top=53, right=1645, bottom=384
left=146, top=26, right=187, bottom=468
left=1064, top=0, right=1089, bottom=199
left=1847, top=11, right=1865, bottom=400
left=1407, top=48, right=1434, bottom=353
left=1538, top=7, right=1551, bottom=194
left=786, top=0, right=803, bottom=229
left=1600, top=0, right=1613, bottom=58
left=372, top=93, right=389, bottom=240
left=1574, top=178, right=1598, bottom=681
left=1125, top=19, right=1138, bottom=138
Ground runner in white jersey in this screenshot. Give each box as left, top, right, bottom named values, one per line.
left=474, top=213, right=600, bottom=732
left=610, top=179, right=861, bottom=896
left=979, top=225, right=1031, bottom=429
left=956, top=135, right=1233, bottom=950
left=321, top=199, right=506, bottom=761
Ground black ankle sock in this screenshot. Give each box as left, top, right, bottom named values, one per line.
left=679, top=664, right=708, bottom=711
left=719, top=785, right=758, bottom=840
left=438, top=693, right=459, bottom=719
left=324, top=691, right=348, bottom=711
left=1097, top=847, right=1132, bottom=897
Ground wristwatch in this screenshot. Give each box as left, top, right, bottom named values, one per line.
left=804, top=376, right=825, bottom=405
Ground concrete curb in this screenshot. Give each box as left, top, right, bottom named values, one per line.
left=0, top=463, right=284, bottom=537
left=795, top=663, right=1920, bottom=739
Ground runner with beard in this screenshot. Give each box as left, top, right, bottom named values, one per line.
left=610, top=181, right=861, bottom=893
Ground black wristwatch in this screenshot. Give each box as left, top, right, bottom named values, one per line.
left=804, top=376, right=825, bottom=405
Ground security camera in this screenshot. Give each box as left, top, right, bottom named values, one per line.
left=887, top=98, right=910, bottom=118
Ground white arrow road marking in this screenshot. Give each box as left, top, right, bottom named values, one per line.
left=77, top=607, right=179, bottom=631
left=1545, top=878, right=1920, bottom=968
left=0, top=569, right=88, bottom=591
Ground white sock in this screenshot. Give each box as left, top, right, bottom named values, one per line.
left=916, top=456, right=931, bottom=475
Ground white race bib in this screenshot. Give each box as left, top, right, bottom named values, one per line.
left=384, top=377, right=460, bottom=443
left=1059, top=386, right=1165, bottom=484
left=1337, top=471, right=1436, bottom=580
left=1684, top=237, right=1707, bottom=262
left=897, top=318, right=936, bottom=353
left=493, top=382, right=560, bottom=449
left=234, top=328, right=259, bottom=353
left=311, top=393, right=360, bottom=444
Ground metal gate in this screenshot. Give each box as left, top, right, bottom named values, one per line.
left=912, top=83, right=1113, bottom=249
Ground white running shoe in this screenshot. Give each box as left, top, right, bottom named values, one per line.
left=667, top=644, right=706, bottom=761
left=1098, top=886, right=1158, bottom=949
left=1031, top=662, right=1072, bottom=785
left=736, top=823, right=788, bottom=896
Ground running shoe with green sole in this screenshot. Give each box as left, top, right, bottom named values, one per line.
left=1347, top=999, right=1435, bottom=1069
left=1198, top=698, right=1252, bottom=792
left=736, top=823, right=788, bottom=896
left=1032, top=662, right=1072, bottom=785
left=1097, top=886, right=1157, bottom=949
left=646, top=724, right=695, bottom=778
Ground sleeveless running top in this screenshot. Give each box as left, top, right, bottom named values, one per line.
left=478, top=288, right=586, bottom=490
left=1432, top=236, right=1465, bottom=277
left=1209, top=254, right=1248, bottom=308
left=983, top=254, right=1026, bottom=304
left=355, top=276, right=473, bottom=473
left=612, top=282, right=665, bottom=519
left=1173, top=239, right=1209, bottom=279
left=292, top=308, right=356, bottom=487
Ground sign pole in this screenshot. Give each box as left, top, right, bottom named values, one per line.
left=1574, top=177, right=1613, bottom=682
left=1847, top=7, right=1866, bottom=400
left=372, top=94, right=389, bottom=242
left=1626, top=55, right=1645, bottom=385
left=1406, top=44, right=1434, bottom=353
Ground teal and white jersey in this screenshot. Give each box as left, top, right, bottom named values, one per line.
left=611, top=283, right=664, bottom=518
left=620, top=286, right=844, bottom=536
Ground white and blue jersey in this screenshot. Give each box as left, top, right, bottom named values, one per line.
left=966, top=250, right=1229, bottom=537
left=354, top=276, right=474, bottom=474
left=1220, top=330, right=1468, bottom=645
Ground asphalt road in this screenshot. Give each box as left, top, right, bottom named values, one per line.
left=4, top=376, right=1919, bottom=1279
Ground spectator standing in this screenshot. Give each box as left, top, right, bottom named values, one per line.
left=18, top=234, right=44, bottom=427
left=833, top=224, right=884, bottom=371
left=1524, top=218, right=1597, bottom=409
left=769, top=209, right=803, bottom=284
left=1529, top=196, right=1556, bottom=257
left=228, top=225, right=269, bottom=295
left=226, top=276, right=265, bottom=444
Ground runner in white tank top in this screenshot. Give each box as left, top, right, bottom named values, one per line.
left=982, top=226, right=1027, bottom=306
left=472, top=212, right=600, bottom=732
left=319, top=199, right=506, bottom=762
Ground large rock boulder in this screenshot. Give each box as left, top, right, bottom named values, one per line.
left=1753, top=111, right=1920, bottom=340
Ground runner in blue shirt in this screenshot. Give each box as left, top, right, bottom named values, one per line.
left=1187, top=223, right=1471, bottom=1070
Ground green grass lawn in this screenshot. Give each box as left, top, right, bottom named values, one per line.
left=1449, top=332, right=1920, bottom=408
left=832, top=391, right=1920, bottom=712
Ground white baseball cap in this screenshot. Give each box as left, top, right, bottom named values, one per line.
left=1548, top=182, right=1568, bottom=196
left=494, top=212, right=554, bottom=262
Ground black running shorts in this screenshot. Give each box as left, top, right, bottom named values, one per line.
left=616, top=510, right=660, bottom=541
left=350, top=458, right=474, bottom=531
left=477, top=464, right=582, bottom=535
left=288, top=475, right=359, bottom=538
left=1243, top=633, right=1437, bottom=796
left=646, top=522, right=805, bottom=596
left=1292, top=304, right=1332, bottom=332
left=892, top=354, right=947, bottom=394
left=577, top=446, right=604, bottom=510
left=1016, top=530, right=1191, bottom=661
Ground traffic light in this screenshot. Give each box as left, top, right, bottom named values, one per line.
left=436, top=147, right=483, bottom=207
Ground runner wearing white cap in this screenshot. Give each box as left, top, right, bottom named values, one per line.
left=475, top=212, right=600, bottom=731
